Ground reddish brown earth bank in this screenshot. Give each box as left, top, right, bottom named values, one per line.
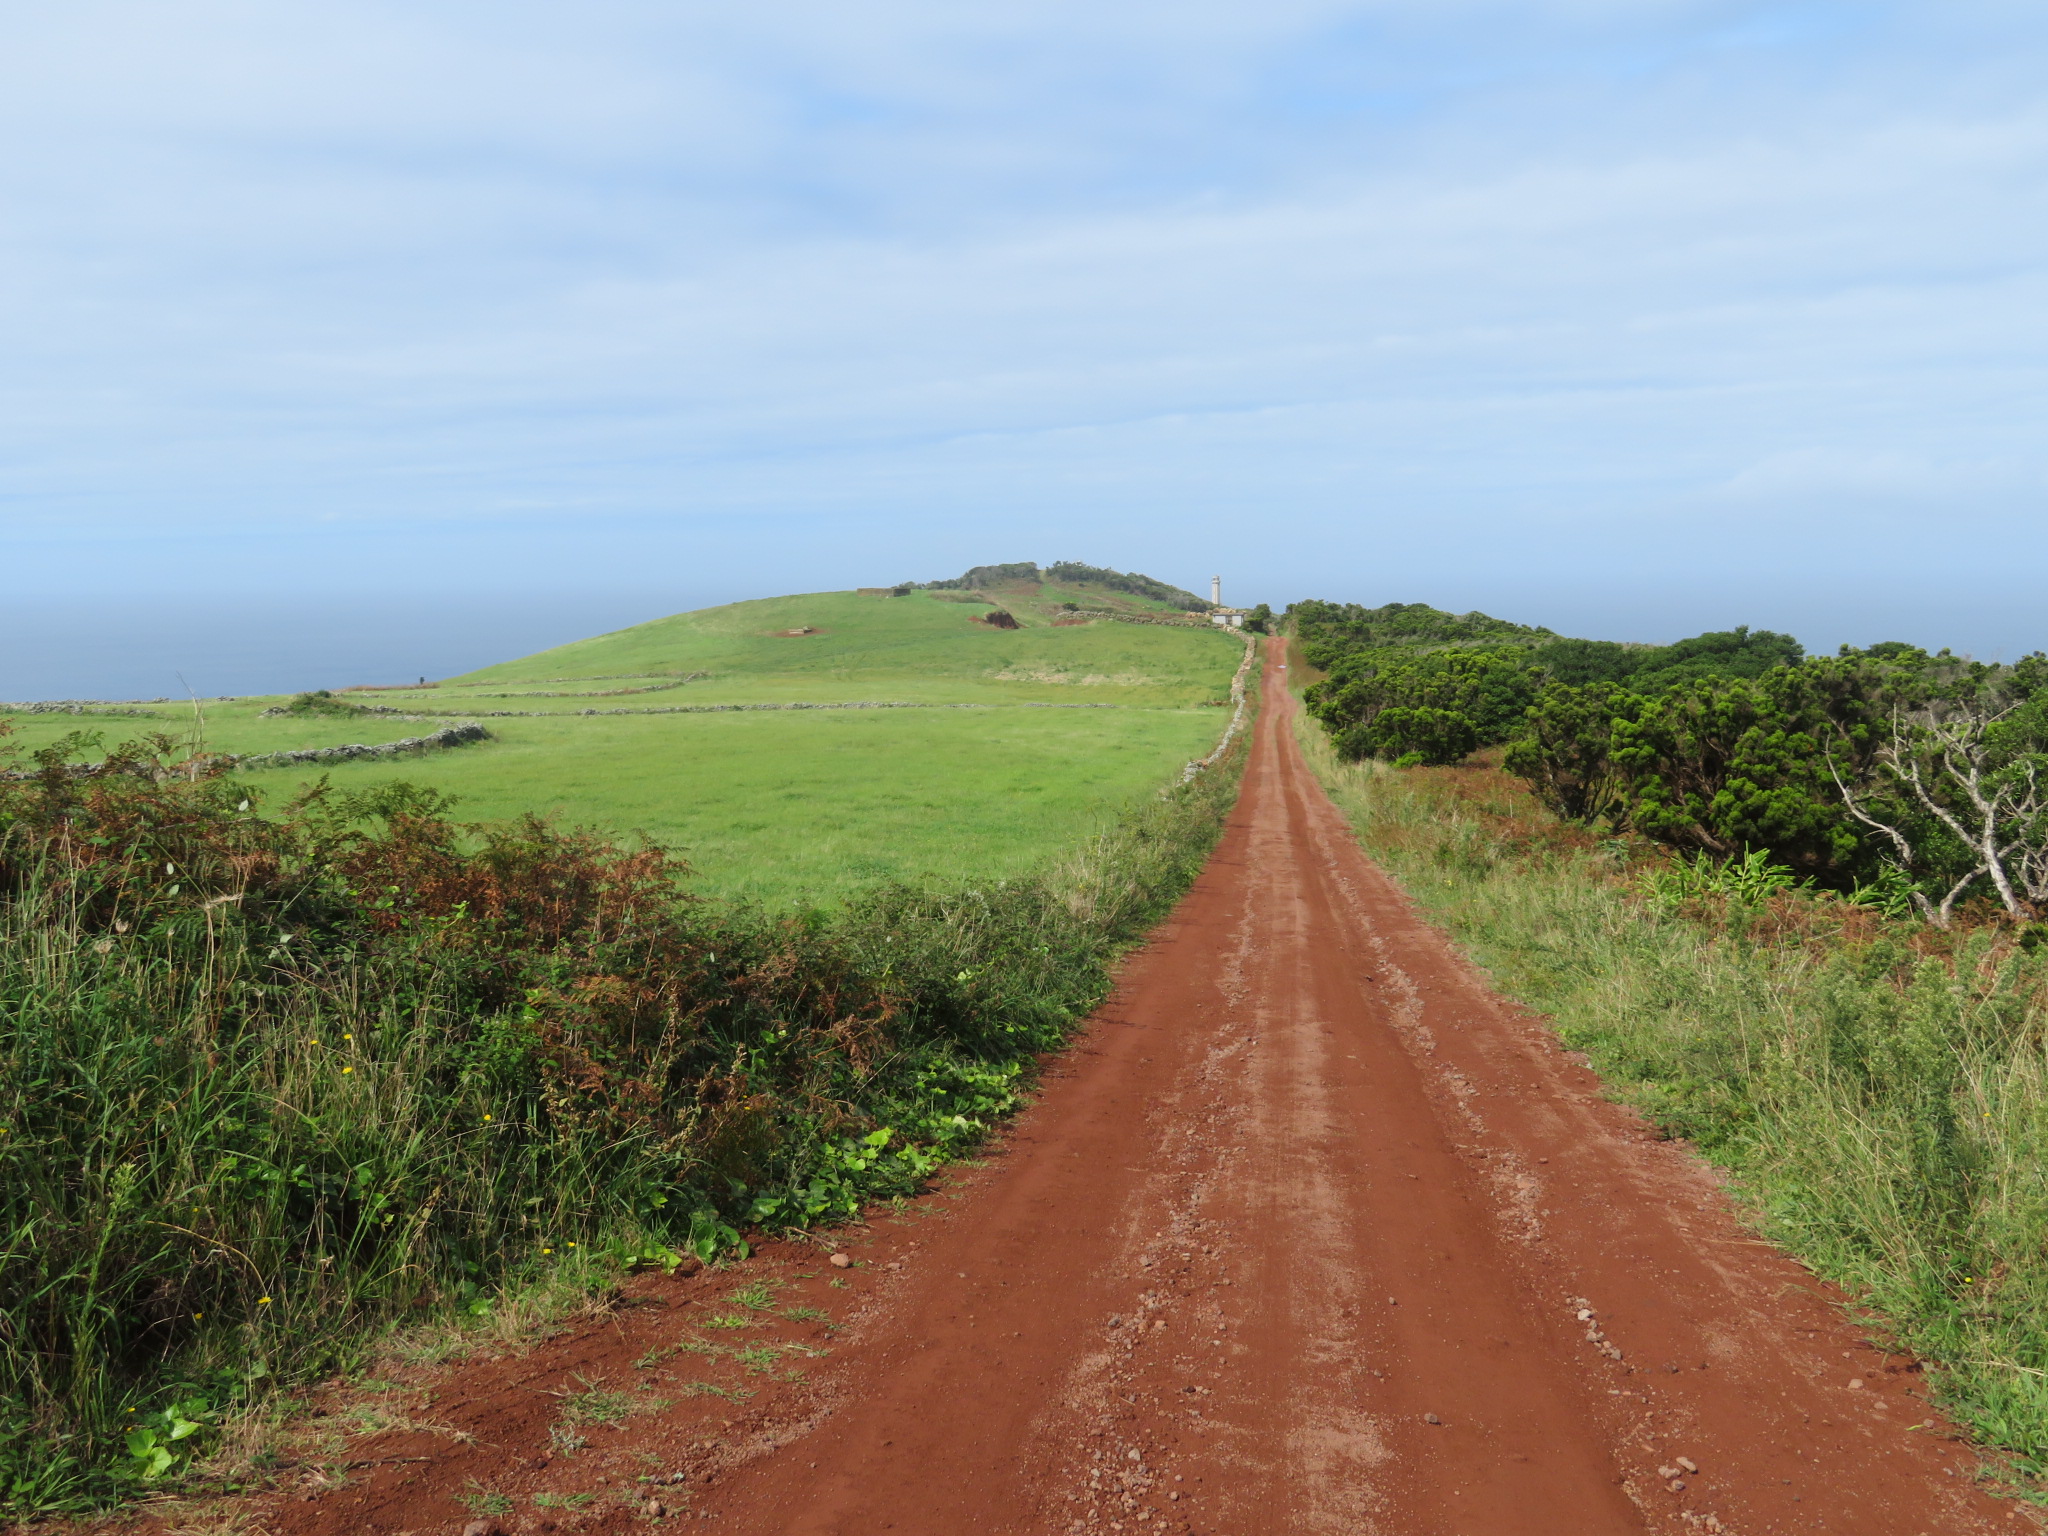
left=225, top=641, right=2022, bottom=1536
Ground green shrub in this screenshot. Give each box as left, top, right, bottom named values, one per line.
left=279, top=690, right=364, bottom=717
left=1310, top=648, right=1535, bottom=762
left=1340, top=705, right=1480, bottom=766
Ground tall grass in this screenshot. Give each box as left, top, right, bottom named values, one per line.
left=0, top=726, right=1244, bottom=1511
left=1298, top=718, right=2048, bottom=1484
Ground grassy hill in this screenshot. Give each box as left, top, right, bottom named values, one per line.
left=451, top=588, right=1222, bottom=705
left=2, top=587, right=1245, bottom=907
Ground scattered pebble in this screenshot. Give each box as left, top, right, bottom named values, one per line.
left=1676, top=1456, right=1699, bottom=1474
left=462, top=1522, right=504, bottom=1536
left=1849, top=1378, right=1865, bottom=1390
left=642, top=1498, right=668, bottom=1517
left=828, top=1253, right=853, bottom=1269
left=1424, top=1413, right=1442, bottom=1425
left=1667, top=1479, right=1686, bottom=1493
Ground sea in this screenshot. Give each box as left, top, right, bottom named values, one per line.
left=0, top=590, right=726, bottom=702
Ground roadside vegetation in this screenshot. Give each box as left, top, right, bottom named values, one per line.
left=0, top=567, right=1250, bottom=1513
left=1290, top=596, right=2048, bottom=1483
left=0, top=719, right=1245, bottom=1511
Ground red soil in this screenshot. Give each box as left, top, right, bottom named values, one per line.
left=227, top=640, right=2023, bottom=1536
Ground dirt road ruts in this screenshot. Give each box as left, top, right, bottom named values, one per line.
left=256, top=638, right=2019, bottom=1536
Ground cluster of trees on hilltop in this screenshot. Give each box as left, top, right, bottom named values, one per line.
left=914, top=562, right=1209, bottom=612
left=1294, top=600, right=2048, bottom=925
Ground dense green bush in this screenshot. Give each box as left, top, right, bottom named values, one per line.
left=1505, top=658, right=1909, bottom=881
left=1309, top=647, right=1536, bottom=765
left=1528, top=626, right=1803, bottom=691
left=913, top=561, right=1209, bottom=611
left=0, top=724, right=1242, bottom=1510
left=277, top=689, right=365, bottom=717
left=1342, top=705, right=1481, bottom=767
left=1504, top=651, right=2048, bottom=904
left=1288, top=598, right=1552, bottom=671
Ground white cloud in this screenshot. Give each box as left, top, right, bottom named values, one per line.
left=0, top=0, right=2045, bottom=652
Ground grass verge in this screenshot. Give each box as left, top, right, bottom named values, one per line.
left=1297, top=713, right=2048, bottom=1489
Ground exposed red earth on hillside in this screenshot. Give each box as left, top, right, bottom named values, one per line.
left=152, top=640, right=2028, bottom=1536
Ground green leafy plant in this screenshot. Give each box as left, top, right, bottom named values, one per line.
left=611, top=1238, right=690, bottom=1274
left=1645, top=848, right=1807, bottom=908
left=747, top=1129, right=940, bottom=1228
left=121, top=1397, right=208, bottom=1482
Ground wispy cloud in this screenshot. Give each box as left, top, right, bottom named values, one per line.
left=1, top=2, right=2043, bottom=648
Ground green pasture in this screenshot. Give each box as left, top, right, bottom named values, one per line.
left=2, top=590, right=1245, bottom=907
left=249, top=706, right=1222, bottom=905
left=447, top=587, right=1232, bottom=706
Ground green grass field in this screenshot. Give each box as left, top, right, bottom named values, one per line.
left=3, top=589, right=1245, bottom=906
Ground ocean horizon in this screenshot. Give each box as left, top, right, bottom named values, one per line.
left=0, top=590, right=729, bottom=702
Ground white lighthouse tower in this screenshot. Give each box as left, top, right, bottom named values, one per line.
left=1208, top=575, right=1244, bottom=628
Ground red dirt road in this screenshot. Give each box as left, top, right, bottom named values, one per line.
left=253, top=641, right=2022, bottom=1536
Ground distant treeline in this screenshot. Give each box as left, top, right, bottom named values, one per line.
left=914, top=561, right=1209, bottom=612
left=1294, top=599, right=2048, bottom=925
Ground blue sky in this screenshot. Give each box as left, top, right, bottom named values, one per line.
left=4, top=0, right=2045, bottom=670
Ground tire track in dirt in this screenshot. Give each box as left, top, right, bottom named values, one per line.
left=246, top=638, right=2023, bottom=1536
